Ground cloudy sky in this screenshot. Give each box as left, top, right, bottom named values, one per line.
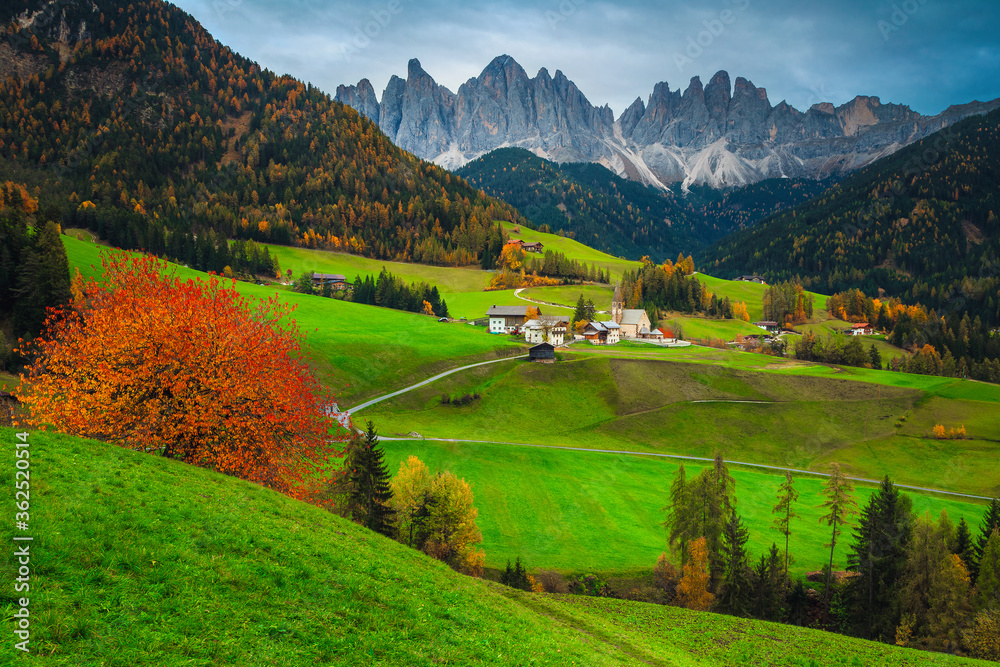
left=172, top=0, right=999, bottom=117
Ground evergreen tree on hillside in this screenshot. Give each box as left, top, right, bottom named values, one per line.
left=973, top=499, right=1000, bottom=582
left=954, top=517, right=977, bottom=576
left=846, top=476, right=913, bottom=641
left=13, top=221, right=71, bottom=338
left=348, top=421, right=396, bottom=538
left=717, top=508, right=752, bottom=616
left=973, top=530, right=1000, bottom=612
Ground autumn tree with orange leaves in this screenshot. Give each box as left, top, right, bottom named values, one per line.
left=16, top=254, right=340, bottom=500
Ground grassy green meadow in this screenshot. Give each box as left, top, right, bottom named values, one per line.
left=1, top=427, right=989, bottom=666
left=379, top=439, right=990, bottom=577
left=363, top=355, right=1000, bottom=497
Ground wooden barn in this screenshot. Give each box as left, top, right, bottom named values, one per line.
left=528, top=342, right=556, bottom=363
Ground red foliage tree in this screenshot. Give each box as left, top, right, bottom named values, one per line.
left=17, top=254, right=340, bottom=500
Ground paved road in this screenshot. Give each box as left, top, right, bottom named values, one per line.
left=379, top=437, right=996, bottom=502
left=513, top=288, right=577, bottom=311
left=347, top=354, right=527, bottom=414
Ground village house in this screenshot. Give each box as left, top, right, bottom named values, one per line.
left=521, top=241, right=544, bottom=253
left=611, top=283, right=652, bottom=338
left=311, top=273, right=351, bottom=291
left=754, top=320, right=781, bottom=333
left=736, top=275, right=767, bottom=284
left=523, top=315, right=568, bottom=346
left=528, top=342, right=556, bottom=363
left=582, top=320, right=621, bottom=345
left=845, top=323, right=875, bottom=336
left=486, top=305, right=537, bottom=334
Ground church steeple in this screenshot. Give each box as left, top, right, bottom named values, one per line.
left=612, top=282, right=623, bottom=324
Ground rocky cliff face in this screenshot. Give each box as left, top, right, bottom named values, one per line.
left=336, top=55, right=1000, bottom=189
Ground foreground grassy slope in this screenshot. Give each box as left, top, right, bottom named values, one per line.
left=380, top=440, right=988, bottom=577
left=62, top=236, right=523, bottom=402
left=0, top=428, right=987, bottom=666
left=366, top=355, right=1000, bottom=497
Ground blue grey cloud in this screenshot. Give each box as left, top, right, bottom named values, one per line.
left=174, top=0, right=1000, bottom=116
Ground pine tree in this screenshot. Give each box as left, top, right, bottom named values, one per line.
left=772, top=470, right=799, bottom=589
left=973, top=499, right=1000, bottom=582
left=573, top=293, right=587, bottom=323
left=13, top=220, right=71, bottom=337
left=974, top=529, right=1000, bottom=612
left=954, top=517, right=977, bottom=575
left=751, top=543, right=786, bottom=622
left=846, top=476, right=913, bottom=641
left=717, top=508, right=752, bottom=617
left=348, top=421, right=396, bottom=537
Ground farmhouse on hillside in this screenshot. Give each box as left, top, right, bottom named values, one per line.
left=486, top=305, right=537, bottom=334
left=611, top=283, right=652, bottom=339
left=845, top=323, right=875, bottom=336
left=523, top=315, right=568, bottom=345
left=754, top=321, right=781, bottom=333
left=736, top=275, right=767, bottom=284
left=311, top=273, right=351, bottom=291
left=521, top=241, right=544, bottom=253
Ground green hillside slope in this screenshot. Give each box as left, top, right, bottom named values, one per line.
left=0, top=427, right=987, bottom=666
left=702, top=109, right=1000, bottom=316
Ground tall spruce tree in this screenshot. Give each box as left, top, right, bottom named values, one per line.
left=751, top=544, right=786, bottom=622
left=717, top=508, right=753, bottom=617
left=954, top=517, right=977, bottom=575
left=973, top=529, right=1000, bottom=612
left=348, top=421, right=396, bottom=537
left=973, top=499, right=1000, bottom=583
left=846, top=476, right=913, bottom=641
left=13, top=221, right=71, bottom=338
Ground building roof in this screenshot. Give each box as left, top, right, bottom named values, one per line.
left=486, top=305, right=531, bottom=317
left=530, top=342, right=555, bottom=351
left=613, top=282, right=623, bottom=304
left=524, top=317, right=567, bottom=329
left=620, top=309, right=648, bottom=326
left=312, top=272, right=347, bottom=281
left=522, top=241, right=543, bottom=248
left=754, top=321, right=779, bottom=327
left=851, top=323, right=871, bottom=329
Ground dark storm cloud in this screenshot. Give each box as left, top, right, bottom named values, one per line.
left=174, top=0, right=999, bottom=116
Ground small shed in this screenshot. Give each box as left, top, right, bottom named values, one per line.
left=528, top=342, right=556, bottom=363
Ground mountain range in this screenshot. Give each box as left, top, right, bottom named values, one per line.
left=336, top=55, right=1000, bottom=190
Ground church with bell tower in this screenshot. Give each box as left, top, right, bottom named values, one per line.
left=611, top=282, right=653, bottom=339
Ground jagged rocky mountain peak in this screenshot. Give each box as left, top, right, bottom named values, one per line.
left=335, top=54, right=1000, bottom=188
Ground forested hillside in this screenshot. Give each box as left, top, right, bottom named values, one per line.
left=456, top=147, right=841, bottom=262
left=0, top=0, right=524, bottom=267
left=456, top=148, right=701, bottom=261
left=681, top=177, right=836, bottom=236
left=703, top=109, right=1000, bottom=324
